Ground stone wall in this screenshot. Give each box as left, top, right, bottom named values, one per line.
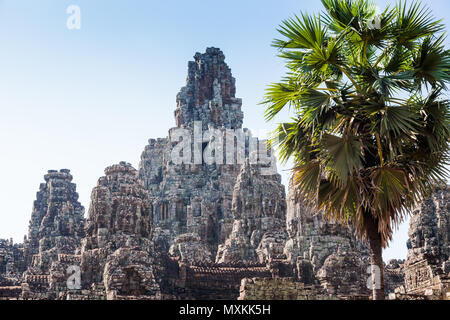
left=0, top=286, right=21, bottom=300
left=385, top=259, right=405, bottom=293
left=165, top=260, right=272, bottom=300
left=238, top=278, right=337, bottom=301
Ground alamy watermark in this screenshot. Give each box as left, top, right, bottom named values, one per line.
left=67, top=5, right=81, bottom=30
left=169, top=122, right=278, bottom=176
left=63, top=263, right=381, bottom=291
left=66, top=265, right=81, bottom=290
left=367, top=15, right=382, bottom=30
left=366, top=6, right=383, bottom=30
left=367, top=265, right=382, bottom=290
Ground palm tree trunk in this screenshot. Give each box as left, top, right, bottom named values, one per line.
left=365, top=212, right=385, bottom=300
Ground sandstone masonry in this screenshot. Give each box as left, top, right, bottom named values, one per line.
left=0, top=48, right=448, bottom=300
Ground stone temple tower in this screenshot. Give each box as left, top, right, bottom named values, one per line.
left=174, top=47, right=244, bottom=130
left=23, top=169, right=85, bottom=272
left=139, top=48, right=286, bottom=265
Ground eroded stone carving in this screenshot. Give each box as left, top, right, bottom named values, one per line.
left=401, top=186, right=450, bottom=297
left=283, top=182, right=370, bottom=297
left=21, top=169, right=85, bottom=299
left=216, top=159, right=286, bottom=264
left=80, top=162, right=160, bottom=300
left=1, top=48, right=449, bottom=301
left=139, top=48, right=284, bottom=267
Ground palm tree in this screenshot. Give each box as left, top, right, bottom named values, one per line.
left=264, top=0, right=450, bottom=300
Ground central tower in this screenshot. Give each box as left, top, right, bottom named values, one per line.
left=174, top=47, right=243, bottom=130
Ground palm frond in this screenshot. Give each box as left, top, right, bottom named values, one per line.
left=264, top=0, right=450, bottom=249
left=321, top=0, right=377, bottom=34
left=263, top=77, right=301, bottom=120
left=393, top=0, right=444, bottom=48
left=274, top=13, right=326, bottom=50
left=412, top=35, right=450, bottom=89
left=321, top=133, right=364, bottom=184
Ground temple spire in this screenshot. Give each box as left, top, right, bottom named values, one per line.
left=174, top=47, right=243, bottom=130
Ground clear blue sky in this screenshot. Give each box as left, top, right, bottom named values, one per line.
left=0, top=0, right=449, bottom=261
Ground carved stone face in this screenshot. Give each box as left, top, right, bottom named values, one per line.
left=116, top=208, right=135, bottom=234
left=262, top=198, right=275, bottom=216
left=287, top=219, right=298, bottom=238
left=409, top=231, right=421, bottom=249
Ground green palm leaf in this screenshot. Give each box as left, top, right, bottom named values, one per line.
left=264, top=0, right=450, bottom=300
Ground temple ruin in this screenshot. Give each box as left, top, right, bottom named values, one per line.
left=0, top=48, right=449, bottom=300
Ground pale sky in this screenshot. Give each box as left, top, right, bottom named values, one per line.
left=1, top=0, right=449, bottom=262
